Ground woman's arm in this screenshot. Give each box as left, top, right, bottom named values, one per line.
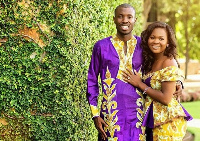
left=122, top=69, right=176, bottom=106
left=138, top=80, right=176, bottom=105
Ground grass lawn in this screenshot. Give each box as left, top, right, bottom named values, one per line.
left=181, top=101, right=200, bottom=141
left=187, top=127, right=200, bottom=141
left=181, top=101, right=200, bottom=119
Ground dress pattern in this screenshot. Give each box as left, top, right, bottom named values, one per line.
left=142, top=66, right=193, bottom=140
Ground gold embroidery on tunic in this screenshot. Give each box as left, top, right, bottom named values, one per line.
left=102, top=67, right=120, bottom=140
left=110, top=36, right=146, bottom=140
left=110, top=35, right=137, bottom=82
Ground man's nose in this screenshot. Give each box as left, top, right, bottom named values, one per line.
left=122, top=17, right=128, bottom=23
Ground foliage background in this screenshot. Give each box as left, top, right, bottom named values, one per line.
left=153, top=0, right=200, bottom=78
left=0, top=0, right=143, bottom=140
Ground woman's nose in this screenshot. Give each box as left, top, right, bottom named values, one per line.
left=153, top=38, right=159, bottom=43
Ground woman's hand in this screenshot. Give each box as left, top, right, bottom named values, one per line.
left=122, top=68, right=142, bottom=88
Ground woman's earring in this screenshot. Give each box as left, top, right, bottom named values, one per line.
left=167, top=44, right=169, bottom=47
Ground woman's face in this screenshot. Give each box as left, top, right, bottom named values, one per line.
left=148, top=28, right=168, bottom=55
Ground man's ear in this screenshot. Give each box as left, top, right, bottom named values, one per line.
left=113, top=16, right=116, bottom=23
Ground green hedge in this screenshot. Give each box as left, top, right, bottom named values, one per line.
left=0, top=0, right=142, bottom=140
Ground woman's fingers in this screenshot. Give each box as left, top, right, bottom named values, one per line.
left=133, top=69, right=138, bottom=75
left=122, top=69, right=139, bottom=82
left=121, top=70, right=130, bottom=80
left=126, top=68, right=133, bottom=75
left=121, top=69, right=128, bottom=76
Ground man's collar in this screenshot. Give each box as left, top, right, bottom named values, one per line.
left=112, top=35, right=135, bottom=42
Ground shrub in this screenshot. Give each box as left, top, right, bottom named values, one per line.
left=0, top=0, right=142, bottom=140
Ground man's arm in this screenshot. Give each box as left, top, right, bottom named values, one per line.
left=86, top=42, right=108, bottom=140
left=86, top=42, right=101, bottom=118
left=174, top=81, right=183, bottom=102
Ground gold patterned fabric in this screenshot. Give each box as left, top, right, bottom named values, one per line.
left=110, top=35, right=137, bottom=81
left=153, top=117, right=187, bottom=141
left=142, top=66, right=189, bottom=140
left=102, top=67, right=120, bottom=141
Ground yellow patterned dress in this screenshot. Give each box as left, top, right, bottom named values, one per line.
left=142, top=66, right=193, bottom=141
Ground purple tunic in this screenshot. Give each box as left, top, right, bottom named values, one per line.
left=87, top=35, right=145, bottom=141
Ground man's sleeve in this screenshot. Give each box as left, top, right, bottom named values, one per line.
left=86, top=42, right=101, bottom=118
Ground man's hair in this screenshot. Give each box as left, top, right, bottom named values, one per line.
left=114, top=3, right=135, bottom=16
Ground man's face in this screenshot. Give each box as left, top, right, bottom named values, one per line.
left=113, top=7, right=136, bottom=37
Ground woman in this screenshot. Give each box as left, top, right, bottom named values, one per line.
left=122, top=21, right=192, bottom=140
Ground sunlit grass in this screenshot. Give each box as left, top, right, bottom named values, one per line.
left=181, top=101, right=200, bottom=119
left=181, top=101, right=200, bottom=141
left=187, top=127, right=200, bottom=141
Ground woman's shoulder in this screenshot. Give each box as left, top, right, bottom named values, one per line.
left=158, top=57, right=184, bottom=80
left=162, top=57, right=178, bottom=69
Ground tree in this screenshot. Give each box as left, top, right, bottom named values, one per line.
left=142, top=0, right=153, bottom=29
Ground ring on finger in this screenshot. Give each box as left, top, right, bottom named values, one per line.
left=127, top=76, right=130, bottom=80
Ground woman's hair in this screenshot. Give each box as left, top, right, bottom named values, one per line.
left=141, top=21, right=179, bottom=74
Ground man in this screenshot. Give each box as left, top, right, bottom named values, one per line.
left=87, top=4, right=145, bottom=141
left=86, top=3, right=181, bottom=141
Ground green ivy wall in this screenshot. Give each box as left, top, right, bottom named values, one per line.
left=0, top=0, right=142, bottom=140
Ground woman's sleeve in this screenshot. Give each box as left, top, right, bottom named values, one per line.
left=160, top=66, right=184, bottom=82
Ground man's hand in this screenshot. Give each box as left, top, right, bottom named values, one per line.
left=93, top=116, right=108, bottom=140
left=174, top=82, right=183, bottom=102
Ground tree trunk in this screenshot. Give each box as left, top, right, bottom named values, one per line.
left=143, top=0, right=152, bottom=29
left=184, top=0, right=190, bottom=79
